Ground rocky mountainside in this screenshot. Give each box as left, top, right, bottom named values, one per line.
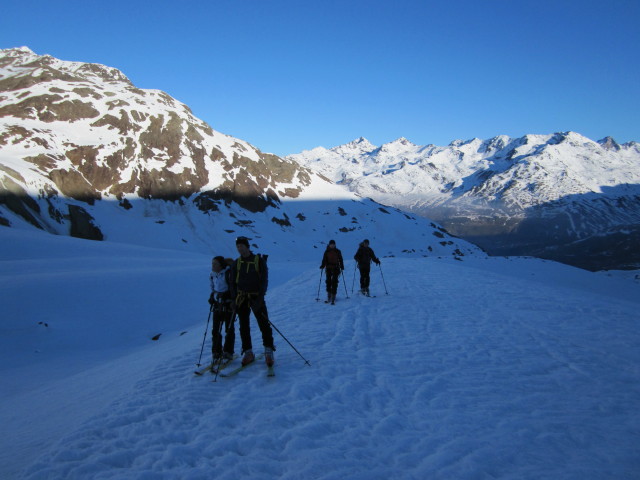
left=0, top=47, right=481, bottom=261
left=288, top=134, right=640, bottom=270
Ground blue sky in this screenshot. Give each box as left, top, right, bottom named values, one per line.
left=2, top=0, right=639, bottom=156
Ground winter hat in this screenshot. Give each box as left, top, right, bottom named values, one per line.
left=236, top=236, right=250, bottom=247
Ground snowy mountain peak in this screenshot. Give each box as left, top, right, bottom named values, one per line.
left=351, top=136, right=374, bottom=146
left=448, top=137, right=482, bottom=148
left=378, top=137, right=417, bottom=154
left=0, top=46, right=133, bottom=86
left=331, top=136, right=376, bottom=155
left=598, top=136, right=621, bottom=151
left=0, top=46, right=49, bottom=66
left=1, top=46, right=36, bottom=58
left=477, top=135, right=513, bottom=153
left=391, top=136, right=413, bottom=145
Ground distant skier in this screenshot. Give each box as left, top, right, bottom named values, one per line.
left=208, top=256, right=235, bottom=364
left=229, top=236, right=275, bottom=367
left=320, top=240, right=345, bottom=304
left=354, top=239, right=380, bottom=296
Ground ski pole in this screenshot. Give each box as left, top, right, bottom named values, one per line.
left=196, top=304, right=214, bottom=367
left=341, top=269, right=350, bottom=298
left=225, top=306, right=237, bottom=333
left=378, top=263, right=389, bottom=295
left=316, top=268, right=324, bottom=301
left=351, top=263, right=358, bottom=294
left=269, top=320, right=311, bottom=366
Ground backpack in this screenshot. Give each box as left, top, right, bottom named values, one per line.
left=235, top=254, right=268, bottom=283
left=224, top=267, right=232, bottom=289
left=325, top=249, right=340, bottom=266
left=355, top=245, right=371, bottom=264
left=223, top=258, right=234, bottom=285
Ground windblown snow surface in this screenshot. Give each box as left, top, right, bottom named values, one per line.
left=1, top=228, right=639, bottom=479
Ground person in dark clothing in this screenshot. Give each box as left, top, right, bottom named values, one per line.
left=229, top=236, right=275, bottom=367
left=354, top=239, right=380, bottom=296
left=208, top=256, right=235, bottom=363
left=320, top=240, right=345, bottom=304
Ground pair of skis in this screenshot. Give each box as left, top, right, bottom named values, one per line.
left=194, top=353, right=275, bottom=378
left=193, top=354, right=237, bottom=376
left=220, top=354, right=275, bottom=378
left=358, top=290, right=376, bottom=298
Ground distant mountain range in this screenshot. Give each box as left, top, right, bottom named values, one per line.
left=287, top=134, right=640, bottom=270
left=0, top=47, right=481, bottom=262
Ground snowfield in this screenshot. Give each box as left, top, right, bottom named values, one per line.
left=1, top=228, right=639, bottom=479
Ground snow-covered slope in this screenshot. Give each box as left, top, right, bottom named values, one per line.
left=0, top=47, right=480, bottom=261
left=1, top=228, right=639, bottom=479
left=288, top=134, right=640, bottom=270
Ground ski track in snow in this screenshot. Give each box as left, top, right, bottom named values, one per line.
left=17, top=259, right=640, bottom=479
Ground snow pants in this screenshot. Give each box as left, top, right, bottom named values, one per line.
left=236, top=294, right=275, bottom=353
left=212, top=302, right=235, bottom=356
left=358, top=263, right=371, bottom=290
left=325, top=267, right=341, bottom=295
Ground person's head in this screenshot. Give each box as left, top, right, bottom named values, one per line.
left=328, top=240, right=336, bottom=249
left=236, top=236, right=251, bottom=256
left=212, top=256, right=225, bottom=272
left=363, top=239, right=370, bottom=246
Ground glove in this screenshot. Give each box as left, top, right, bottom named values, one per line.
left=376, top=260, right=381, bottom=265
left=319, top=265, right=324, bottom=269
left=208, top=293, right=216, bottom=305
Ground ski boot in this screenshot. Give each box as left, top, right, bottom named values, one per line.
left=241, top=350, right=255, bottom=366
left=265, top=347, right=275, bottom=367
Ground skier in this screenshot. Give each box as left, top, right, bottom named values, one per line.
left=229, top=236, right=276, bottom=367
left=320, top=239, right=344, bottom=304
left=208, top=256, right=235, bottom=364
left=354, top=239, right=380, bottom=296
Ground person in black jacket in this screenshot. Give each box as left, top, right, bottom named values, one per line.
left=320, top=240, right=345, bottom=304
left=229, top=237, right=275, bottom=367
left=354, top=239, right=380, bottom=296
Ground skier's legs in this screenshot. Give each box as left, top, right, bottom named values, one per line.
left=325, top=272, right=332, bottom=295
left=327, top=268, right=339, bottom=295
left=250, top=297, right=275, bottom=350
left=236, top=301, right=252, bottom=352
left=222, top=307, right=235, bottom=354
left=211, top=307, right=224, bottom=356
left=360, top=265, right=371, bottom=289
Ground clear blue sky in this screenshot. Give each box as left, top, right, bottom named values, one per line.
left=2, top=0, right=639, bottom=156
